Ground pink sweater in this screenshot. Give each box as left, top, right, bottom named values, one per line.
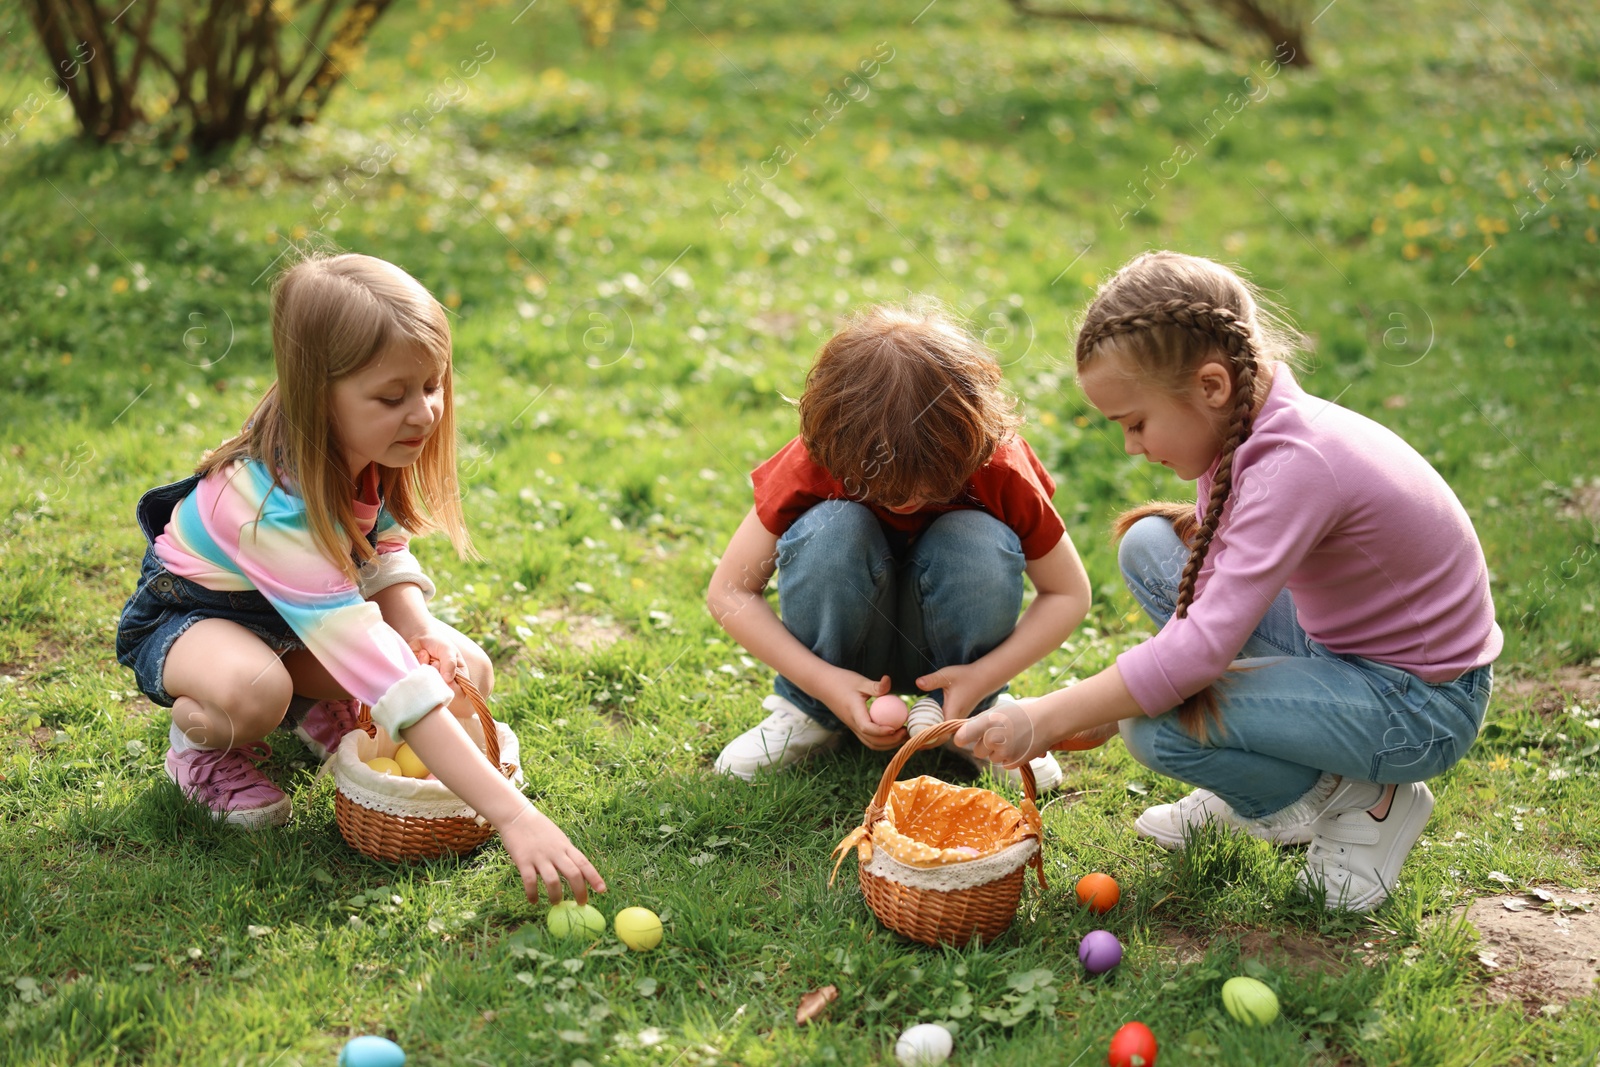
left=1117, top=365, right=1502, bottom=716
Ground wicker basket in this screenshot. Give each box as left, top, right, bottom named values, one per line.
left=331, top=672, right=524, bottom=862
left=830, top=719, right=1047, bottom=947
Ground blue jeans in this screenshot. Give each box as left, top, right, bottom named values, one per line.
left=1115, top=516, right=1493, bottom=820
left=773, top=501, right=1025, bottom=729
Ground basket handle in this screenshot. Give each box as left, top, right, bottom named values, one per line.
left=354, top=668, right=510, bottom=780
left=452, top=669, right=504, bottom=772
left=863, top=718, right=1039, bottom=831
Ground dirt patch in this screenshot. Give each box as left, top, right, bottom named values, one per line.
left=747, top=310, right=801, bottom=339
left=1496, top=666, right=1600, bottom=715
left=1465, top=890, right=1599, bottom=1012
left=1155, top=926, right=1350, bottom=976
left=526, top=608, right=627, bottom=655
left=1558, top=483, right=1600, bottom=526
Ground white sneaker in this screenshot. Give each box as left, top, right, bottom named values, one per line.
left=1135, top=788, right=1316, bottom=850
left=936, top=696, right=1064, bottom=794
left=713, top=694, right=841, bottom=781
left=1297, top=780, right=1434, bottom=913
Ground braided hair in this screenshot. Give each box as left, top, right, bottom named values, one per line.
left=1076, top=253, right=1291, bottom=734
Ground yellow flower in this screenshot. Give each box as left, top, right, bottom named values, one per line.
left=112, top=277, right=129, bottom=293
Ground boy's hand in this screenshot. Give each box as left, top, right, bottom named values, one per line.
left=914, top=663, right=995, bottom=722
left=817, top=669, right=905, bottom=752
left=952, top=703, right=1041, bottom=768
left=500, top=806, right=607, bottom=906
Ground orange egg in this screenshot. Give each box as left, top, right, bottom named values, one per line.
left=1075, top=872, right=1120, bottom=914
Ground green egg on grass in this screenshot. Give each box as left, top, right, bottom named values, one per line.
left=546, top=901, right=606, bottom=940
left=1221, top=976, right=1280, bottom=1025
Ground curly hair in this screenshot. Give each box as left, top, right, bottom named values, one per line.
left=799, top=301, right=1021, bottom=507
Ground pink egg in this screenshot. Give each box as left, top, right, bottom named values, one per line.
left=869, top=694, right=909, bottom=728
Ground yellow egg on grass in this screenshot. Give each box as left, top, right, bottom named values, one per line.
left=393, top=742, right=429, bottom=778
left=1222, top=976, right=1280, bottom=1025
left=366, top=757, right=403, bottom=776
left=613, top=906, right=663, bottom=951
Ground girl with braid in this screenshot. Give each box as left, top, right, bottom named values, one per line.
left=955, top=251, right=1500, bottom=912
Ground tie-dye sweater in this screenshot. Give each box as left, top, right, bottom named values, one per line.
left=151, top=459, right=454, bottom=735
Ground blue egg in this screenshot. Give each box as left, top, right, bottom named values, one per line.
left=338, top=1035, right=405, bottom=1067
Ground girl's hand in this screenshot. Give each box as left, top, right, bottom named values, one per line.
left=500, top=806, right=607, bottom=906
left=816, top=669, right=904, bottom=751
left=952, top=703, right=1043, bottom=768
left=409, top=624, right=465, bottom=691
left=914, top=663, right=996, bottom=722
left=1052, top=721, right=1121, bottom=751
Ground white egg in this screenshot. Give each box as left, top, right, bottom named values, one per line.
left=894, top=1023, right=953, bottom=1066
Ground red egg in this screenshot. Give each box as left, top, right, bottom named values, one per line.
left=1107, top=1021, right=1158, bottom=1067
left=1076, top=872, right=1121, bottom=914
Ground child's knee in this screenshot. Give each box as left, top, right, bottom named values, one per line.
left=238, top=666, right=294, bottom=726
left=1118, top=515, right=1186, bottom=585
left=913, top=511, right=1024, bottom=619
left=1118, top=714, right=1158, bottom=767
left=190, top=665, right=291, bottom=742
left=1118, top=712, right=1189, bottom=772
left=458, top=639, right=494, bottom=696
left=921, top=510, right=1023, bottom=574
left=786, top=500, right=879, bottom=547
left=778, top=500, right=887, bottom=577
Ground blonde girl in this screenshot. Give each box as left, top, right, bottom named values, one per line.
left=115, top=253, right=604, bottom=905
left=956, top=251, right=1500, bottom=912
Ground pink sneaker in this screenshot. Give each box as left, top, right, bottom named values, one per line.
left=164, top=743, right=291, bottom=828
left=292, top=699, right=362, bottom=761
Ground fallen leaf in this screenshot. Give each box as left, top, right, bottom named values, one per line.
left=796, top=984, right=839, bottom=1026
left=1502, top=898, right=1528, bottom=911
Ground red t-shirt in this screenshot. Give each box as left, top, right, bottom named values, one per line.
left=751, top=435, right=1066, bottom=559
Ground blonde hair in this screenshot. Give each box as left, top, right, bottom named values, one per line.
left=1077, top=251, right=1302, bottom=734
left=798, top=301, right=1021, bottom=506
left=200, top=253, right=477, bottom=583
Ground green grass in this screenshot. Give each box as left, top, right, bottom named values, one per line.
left=2, top=0, right=1599, bottom=1062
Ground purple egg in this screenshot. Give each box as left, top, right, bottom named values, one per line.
left=1079, top=929, right=1123, bottom=974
